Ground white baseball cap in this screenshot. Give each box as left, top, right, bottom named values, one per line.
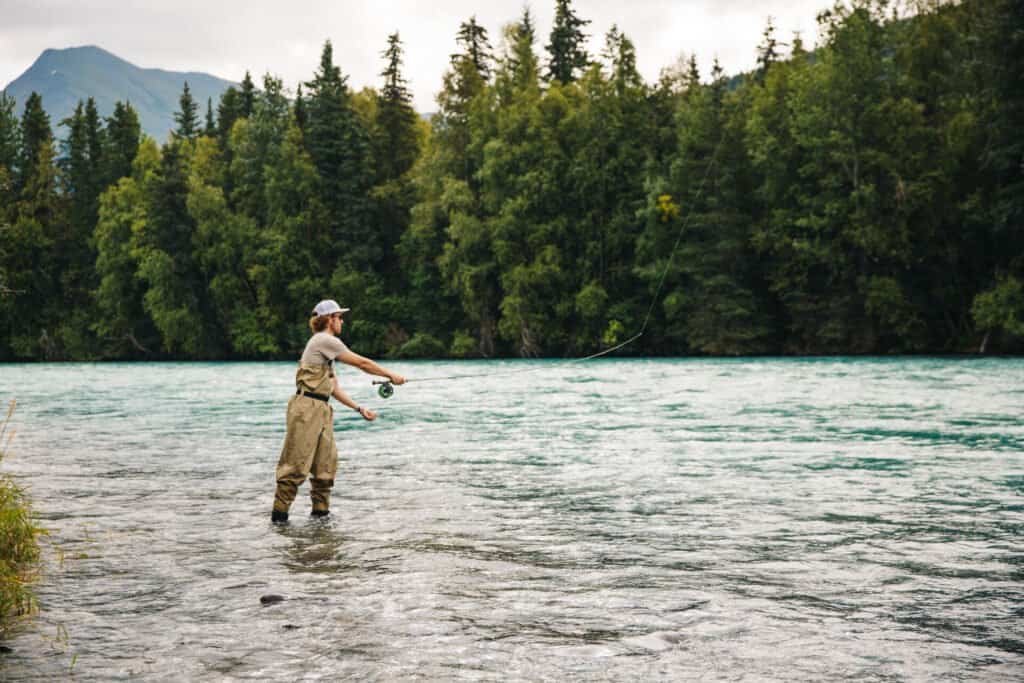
left=312, top=299, right=350, bottom=316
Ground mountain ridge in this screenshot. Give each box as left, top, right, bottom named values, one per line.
left=3, top=45, right=236, bottom=142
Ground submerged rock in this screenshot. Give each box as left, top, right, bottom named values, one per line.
left=260, top=594, right=286, bottom=605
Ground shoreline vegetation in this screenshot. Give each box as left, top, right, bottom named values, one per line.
left=0, top=0, right=1022, bottom=362
left=0, top=400, right=43, bottom=640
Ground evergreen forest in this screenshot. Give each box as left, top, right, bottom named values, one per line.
left=1, top=0, right=1022, bottom=361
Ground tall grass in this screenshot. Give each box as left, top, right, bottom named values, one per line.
left=0, top=399, right=43, bottom=638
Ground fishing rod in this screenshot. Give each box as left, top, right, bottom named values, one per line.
left=372, top=139, right=725, bottom=400
left=370, top=330, right=644, bottom=396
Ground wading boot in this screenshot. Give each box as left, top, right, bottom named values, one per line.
left=310, top=508, right=330, bottom=518
left=271, top=509, right=289, bottom=524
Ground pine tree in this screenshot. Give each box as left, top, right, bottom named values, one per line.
left=685, top=54, right=701, bottom=95
left=454, top=17, right=493, bottom=81
left=216, top=86, right=243, bottom=144
left=376, top=32, right=420, bottom=181
left=94, top=139, right=160, bottom=357
left=436, top=18, right=493, bottom=183
left=0, top=92, right=22, bottom=349
left=508, top=7, right=539, bottom=92
left=368, top=32, right=423, bottom=320
left=17, top=92, right=52, bottom=191
left=84, top=98, right=103, bottom=175
left=293, top=83, right=307, bottom=130
left=756, top=16, right=781, bottom=84
left=602, top=25, right=642, bottom=94
left=191, top=130, right=273, bottom=355
left=303, top=41, right=375, bottom=269
left=0, top=91, right=18, bottom=174
left=968, top=0, right=1024, bottom=351
left=204, top=97, right=216, bottom=137
left=0, top=91, right=19, bottom=229
left=6, top=137, right=63, bottom=358
left=262, top=121, right=336, bottom=350
left=136, top=139, right=223, bottom=355
left=60, top=101, right=91, bottom=231
left=174, top=81, right=199, bottom=140
left=545, top=0, right=590, bottom=84
left=791, top=32, right=807, bottom=58
left=641, top=53, right=771, bottom=354
left=57, top=99, right=103, bottom=356
left=228, top=73, right=291, bottom=223
left=102, top=101, right=141, bottom=186
left=240, top=71, right=257, bottom=118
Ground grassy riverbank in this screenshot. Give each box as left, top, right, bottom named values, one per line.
left=0, top=400, right=43, bottom=638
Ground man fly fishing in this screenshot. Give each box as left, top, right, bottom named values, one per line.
left=270, top=299, right=405, bottom=523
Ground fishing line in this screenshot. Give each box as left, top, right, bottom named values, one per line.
left=372, top=137, right=725, bottom=399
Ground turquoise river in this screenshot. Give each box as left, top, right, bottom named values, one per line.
left=0, top=358, right=1022, bottom=680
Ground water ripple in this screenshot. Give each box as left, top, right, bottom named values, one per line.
left=1, top=358, right=1022, bottom=680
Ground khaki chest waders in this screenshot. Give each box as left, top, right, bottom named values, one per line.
left=273, top=363, right=338, bottom=518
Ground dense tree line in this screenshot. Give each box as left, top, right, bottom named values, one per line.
left=0, top=0, right=1021, bottom=360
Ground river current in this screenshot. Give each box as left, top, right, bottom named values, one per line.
left=1, top=358, right=1022, bottom=680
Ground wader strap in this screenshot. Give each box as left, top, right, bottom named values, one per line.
left=296, top=389, right=329, bottom=403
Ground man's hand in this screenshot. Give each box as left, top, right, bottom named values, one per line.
left=359, top=406, right=378, bottom=421
left=389, top=373, right=406, bottom=386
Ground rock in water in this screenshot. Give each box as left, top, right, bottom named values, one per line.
left=260, top=594, right=285, bottom=605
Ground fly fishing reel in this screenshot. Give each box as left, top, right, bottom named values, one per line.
left=373, top=380, right=394, bottom=399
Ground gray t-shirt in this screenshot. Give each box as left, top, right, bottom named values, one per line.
left=300, top=332, right=349, bottom=366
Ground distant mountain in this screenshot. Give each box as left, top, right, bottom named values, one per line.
left=2, top=45, right=236, bottom=142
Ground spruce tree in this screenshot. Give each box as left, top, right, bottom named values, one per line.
left=376, top=32, right=420, bottom=181
left=647, top=55, right=770, bottom=354
left=0, top=91, right=18, bottom=173
left=756, top=17, right=781, bottom=84
left=370, top=32, right=422, bottom=300
left=293, top=83, right=307, bottom=130
left=240, top=71, right=257, bottom=118
left=58, top=99, right=103, bottom=356
left=0, top=91, right=19, bottom=227
left=602, top=25, right=642, bottom=93
left=102, top=101, right=141, bottom=186
left=137, top=138, right=223, bottom=355
left=436, top=18, right=493, bottom=182
left=17, top=92, right=52, bottom=191
left=0, top=92, right=23, bottom=353
left=228, top=73, right=291, bottom=223
left=217, top=86, right=243, bottom=143
left=968, top=0, right=1024, bottom=351
left=60, top=101, right=91, bottom=231
left=204, top=97, right=216, bottom=137
left=685, top=54, right=701, bottom=95
left=174, top=81, right=200, bottom=140
left=7, top=137, right=62, bottom=358
left=545, top=0, right=590, bottom=84
left=453, top=17, right=493, bottom=81
left=94, top=138, right=160, bottom=357
left=509, top=7, right=539, bottom=91
left=791, top=32, right=806, bottom=58
left=84, top=98, right=103, bottom=175
left=304, top=41, right=375, bottom=269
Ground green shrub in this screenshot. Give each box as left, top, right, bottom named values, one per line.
left=449, top=330, right=477, bottom=358
left=0, top=400, right=43, bottom=639
left=396, top=332, right=447, bottom=359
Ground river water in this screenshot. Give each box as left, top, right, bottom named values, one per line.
left=0, top=358, right=1022, bottom=680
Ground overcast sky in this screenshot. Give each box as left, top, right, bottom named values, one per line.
left=1, top=0, right=831, bottom=111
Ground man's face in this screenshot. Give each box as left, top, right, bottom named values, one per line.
left=330, top=313, right=344, bottom=334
